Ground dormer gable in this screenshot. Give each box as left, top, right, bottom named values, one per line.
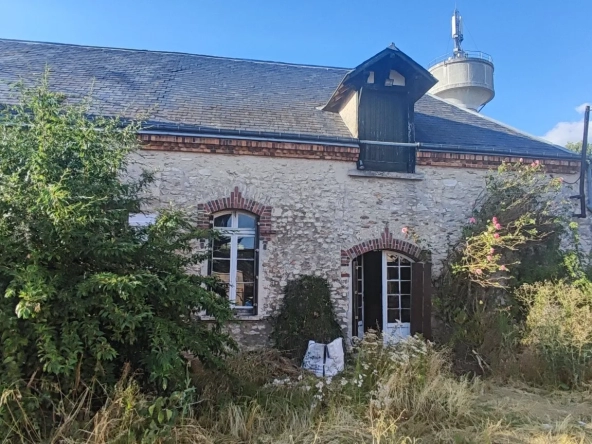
left=322, top=44, right=436, bottom=113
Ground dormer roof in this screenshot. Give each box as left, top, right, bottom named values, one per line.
left=322, top=45, right=437, bottom=112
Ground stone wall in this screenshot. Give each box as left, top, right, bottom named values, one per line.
left=129, top=149, right=587, bottom=346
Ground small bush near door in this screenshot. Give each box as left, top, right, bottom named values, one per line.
left=271, top=275, right=342, bottom=360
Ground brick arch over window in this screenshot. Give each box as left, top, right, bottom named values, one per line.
left=341, top=227, right=423, bottom=266
left=197, top=187, right=273, bottom=241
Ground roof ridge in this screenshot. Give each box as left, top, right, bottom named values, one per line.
left=0, top=37, right=352, bottom=71
left=425, top=93, right=575, bottom=154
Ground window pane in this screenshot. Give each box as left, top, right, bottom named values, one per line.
left=212, top=237, right=231, bottom=258
left=400, top=281, right=411, bottom=294
left=357, top=280, right=363, bottom=293
left=388, top=295, right=399, bottom=309
left=401, top=294, right=411, bottom=309
left=237, top=260, right=255, bottom=282
left=400, top=267, right=411, bottom=280
left=235, top=283, right=255, bottom=307
left=401, top=309, right=411, bottom=323
left=213, top=214, right=232, bottom=228
left=386, top=254, right=399, bottom=266
left=387, top=281, right=399, bottom=294
left=212, top=259, right=231, bottom=274
left=237, top=236, right=255, bottom=259
left=387, top=267, right=399, bottom=280
left=388, top=309, right=401, bottom=323
left=238, top=213, right=256, bottom=229
left=212, top=260, right=231, bottom=285
left=400, top=257, right=411, bottom=265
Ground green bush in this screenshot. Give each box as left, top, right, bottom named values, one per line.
left=0, top=76, right=234, bottom=437
left=434, top=161, right=572, bottom=369
left=516, top=281, right=592, bottom=388
left=271, top=275, right=342, bottom=360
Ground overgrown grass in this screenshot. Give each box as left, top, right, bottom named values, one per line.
left=515, top=281, right=592, bottom=389
left=2, top=333, right=591, bottom=443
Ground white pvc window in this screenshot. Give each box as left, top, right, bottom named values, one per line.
left=384, top=252, right=412, bottom=324
left=383, top=252, right=412, bottom=343
left=211, top=211, right=257, bottom=310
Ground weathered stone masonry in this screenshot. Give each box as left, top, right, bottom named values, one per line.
left=132, top=136, right=586, bottom=347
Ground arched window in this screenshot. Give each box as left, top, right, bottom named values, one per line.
left=211, top=211, right=258, bottom=314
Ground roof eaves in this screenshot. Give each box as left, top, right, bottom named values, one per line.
left=139, top=121, right=360, bottom=147
left=419, top=143, right=580, bottom=161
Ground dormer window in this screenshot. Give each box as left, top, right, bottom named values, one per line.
left=322, top=45, right=437, bottom=174
left=358, top=87, right=413, bottom=172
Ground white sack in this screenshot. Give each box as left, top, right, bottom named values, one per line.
left=302, top=338, right=344, bottom=378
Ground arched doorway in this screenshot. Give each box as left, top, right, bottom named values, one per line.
left=352, top=250, right=432, bottom=342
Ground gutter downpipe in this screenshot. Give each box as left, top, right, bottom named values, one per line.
left=576, top=105, right=590, bottom=217
left=587, top=163, right=592, bottom=212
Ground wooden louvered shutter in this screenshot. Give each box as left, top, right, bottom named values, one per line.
left=410, top=262, right=432, bottom=340
left=351, top=258, right=359, bottom=338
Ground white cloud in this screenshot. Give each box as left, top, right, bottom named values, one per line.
left=543, top=103, right=590, bottom=146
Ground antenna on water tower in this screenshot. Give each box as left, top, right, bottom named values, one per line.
left=452, top=9, right=464, bottom=56
left=427, top=9, right=495, bottom=112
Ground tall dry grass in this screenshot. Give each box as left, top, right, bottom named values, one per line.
left=516, top=281, right=592, bottom=388
left=2, top=333, right=591, bottom=443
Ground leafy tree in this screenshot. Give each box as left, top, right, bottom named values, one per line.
left=565, top=141, right=591, bottom=159
left=566, top=141, right=585, bottom=154
left=566, top=141, right=582, bottom=152
left=0, top=76, right=233, bottom=399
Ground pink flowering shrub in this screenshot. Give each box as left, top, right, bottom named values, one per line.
left=435, top=159, right=574, bottom=368
left=450, top=160, right=566, bottom=288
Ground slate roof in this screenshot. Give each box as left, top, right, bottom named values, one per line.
left=0, top=38, right=577, bottom=160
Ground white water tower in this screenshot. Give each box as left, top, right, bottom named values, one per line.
left=428, top=10, right=495, bottom=112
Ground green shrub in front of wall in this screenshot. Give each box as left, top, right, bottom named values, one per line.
left=271, top=275, right=343, bottom=361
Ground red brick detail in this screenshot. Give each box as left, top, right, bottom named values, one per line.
left=340, top=227, right=422, bottom=266
left=139, top=134, right=579, bottom=174
left=140, top=134, right=359, bottom=162
left=417, top=151, right=579, bottom=174
left=197, top=187, right=273, bottom=241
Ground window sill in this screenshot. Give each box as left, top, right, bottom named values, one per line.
left=348, top=169, right=424, bottom=180
left=198, top=314, right=264, bottom=322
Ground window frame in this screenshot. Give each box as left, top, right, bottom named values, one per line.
left=210, top=210, right=259, bottom=315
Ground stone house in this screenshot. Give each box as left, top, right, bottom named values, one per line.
left=0, top=39, right=583, bottom=347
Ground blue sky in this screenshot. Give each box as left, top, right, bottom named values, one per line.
left=1, top=0, right=590, bottom=146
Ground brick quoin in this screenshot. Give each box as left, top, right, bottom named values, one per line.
left=341, top=227, right=423, bottom=266
left=197, top=187, right=273, bottom=242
